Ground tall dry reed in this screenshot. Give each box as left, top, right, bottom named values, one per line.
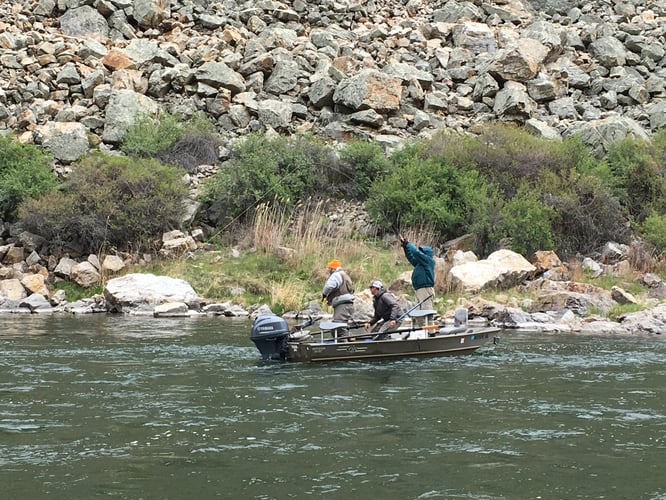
left=252, top=202, right=289, bottom=253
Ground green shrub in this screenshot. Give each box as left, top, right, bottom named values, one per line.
left=548, top=170, right=629, bottom=257
left=0, top=134, right=57, bottom=220
left=19, top=153, right=187, bottom=254
left=157, top=131, right=219, bottom=173
left=605, top=136, right=666, bottom=221
left=336, top=140, right=392, bottom=199
left=120, top=111, right=182, bottom=158
left=651, top=128, right=666, bottom=162
left=202, top=134, right=332, bottom=227
left=425, top=124, right=578, bottom=197
left=123, top=111, right=220, bottom=172
left=493, top=184, right=554, bottom=256
left=638, top=211, right=666, bottom=254
left=366, top=152, right=492, bottom=242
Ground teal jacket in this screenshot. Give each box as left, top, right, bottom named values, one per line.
left=403, top=241, right=435, bottom=290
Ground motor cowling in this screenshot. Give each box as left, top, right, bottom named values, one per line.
left=250, top=314, right=290, bottom=360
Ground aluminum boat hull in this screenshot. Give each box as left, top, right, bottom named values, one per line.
left=285, top=327, right=500, bottom=362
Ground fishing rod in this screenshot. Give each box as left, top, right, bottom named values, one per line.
left=397, top=293, right=434, bottom=322
left=290, top=315, right=322, bottom=332
left=360, top=292, right=435, bottom=340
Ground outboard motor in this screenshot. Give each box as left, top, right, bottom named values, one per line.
left=250, top=314, right=290, bottom=360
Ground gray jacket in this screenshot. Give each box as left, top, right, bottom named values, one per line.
left=322, top=268, right=355, bottom=307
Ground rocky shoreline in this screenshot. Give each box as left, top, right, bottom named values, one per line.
left=2, top=248, right=666, bottom=337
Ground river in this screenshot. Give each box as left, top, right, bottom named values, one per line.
left=1, top=314, right=664, bottom=499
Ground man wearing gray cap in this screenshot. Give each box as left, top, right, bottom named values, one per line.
left=364, top=280, right=404, bottom=338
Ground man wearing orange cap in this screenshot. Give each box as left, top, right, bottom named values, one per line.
left=322, top=259, right=355, bottom=331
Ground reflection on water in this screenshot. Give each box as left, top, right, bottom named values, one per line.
left=1, top=315, right=665, bottom=499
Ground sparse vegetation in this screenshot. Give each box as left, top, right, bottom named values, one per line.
left=120, top=111, right=182, bottom=159
left=7, top=119, right=666, bottom=314
left=52, top=281, right=104, bottom=302
left=121, top=111, right=220, bottom=173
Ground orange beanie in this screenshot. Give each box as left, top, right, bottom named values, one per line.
left=327, top=259, right=341, bottom=269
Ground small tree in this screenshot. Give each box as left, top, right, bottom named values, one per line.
left=638, top=211, right=666, bottom=255
left=336, top=140, right=392, bottom=200
left=605, top=136, right=666, bottom=221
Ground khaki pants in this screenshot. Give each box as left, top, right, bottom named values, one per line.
left=414, top=287, right=435, bottom=327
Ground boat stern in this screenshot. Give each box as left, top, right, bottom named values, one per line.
left=250, top=314, right=290, bottom=360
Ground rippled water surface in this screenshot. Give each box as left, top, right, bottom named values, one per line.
left=1, top=314, right=665, bottom=499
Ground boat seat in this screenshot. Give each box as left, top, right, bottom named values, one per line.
left=408, top=309, right=437, bottom=318
left=409, top=309, right=438, bottom=328
left=319, top=321, right=348, bottom=331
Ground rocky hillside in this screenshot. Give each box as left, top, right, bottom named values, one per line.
left=0, top=0, right=665, bottom=167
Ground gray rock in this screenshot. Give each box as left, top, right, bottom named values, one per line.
left=19, top=293, right=53, bottom=312
left=264, top=58, right=299, bottom=95
left=195, top=61, right=246, bottom=95
left=132, top=0, right=170, bottom=29
left=493, top=81, right=536, bottom=121
left=565, top=116, right=651, bottom=157
left=257, top=99, right=293, bottom=129
left=102, top=89, right=159, bottom=144
left=333, top=70, right=402, bottom=112
left=59, top=5, right=109, bottom=38
left=590, top=36, right=628, bottom=67
left=34, top=122, right=90, bottom=163
left=104, top=273, right=201, bottom=313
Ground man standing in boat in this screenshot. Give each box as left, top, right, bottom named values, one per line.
left=322, top=259, right=355, bottom=333
left=364, top=280, right=404, bottom=338
left=399, top=234, right=435, bottom=326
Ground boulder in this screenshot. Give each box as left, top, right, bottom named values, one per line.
left=104, top=273, right=202, bottom=313
left=449, top=249, right=536, bottom=293
left=0, top=278, right=27, bottom=300
left=19, top=293, right=53, bottom=313
left=102, top=255, right=126, bottom=274
left=71, top=261, right=101, bottom=288
left=153, top=302, right=190, bottom=317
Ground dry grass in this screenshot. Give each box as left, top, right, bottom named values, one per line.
left=253, top=199, right=376, bottom=268
left=252, top=202, right=290, bottom=253
left=289, top=199, right=328, bottom=259
left=627, top=240, right=656, bottom=273
left=398, top=223, right=440, bottom=250
left=250, top=200, right=416, bottom=300
left=270, top=279, right=310, bottom=312
left=567, top=258, right=584, bottom=281
left=141, top=203, right=470, bottom=309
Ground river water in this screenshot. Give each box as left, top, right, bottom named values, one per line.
left=1, top=314, right=664, bottom=499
